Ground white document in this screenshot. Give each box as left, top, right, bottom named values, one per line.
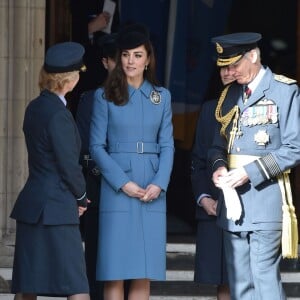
left=102, top=0, right=116, bottom=34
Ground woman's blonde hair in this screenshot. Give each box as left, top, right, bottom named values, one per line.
left=38, top=68, right=79, bottom=92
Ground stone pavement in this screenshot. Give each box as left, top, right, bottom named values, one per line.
left=2, top=215, right=300, bottom=299
left=2, top=243, right=300, bottom=299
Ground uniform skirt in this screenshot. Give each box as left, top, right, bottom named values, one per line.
left=194, top=220, right=228, bottom=285
left=11, top=219, right=89, bottom=296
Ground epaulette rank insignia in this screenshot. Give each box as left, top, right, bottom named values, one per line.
left=274, top=74, right=297, bottom=85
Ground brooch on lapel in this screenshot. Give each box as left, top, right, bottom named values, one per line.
left=150, top=90, right=161, bottom=104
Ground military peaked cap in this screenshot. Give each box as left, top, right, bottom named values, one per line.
left=211, top=32, right=262, bottom=66
left=44, top=42, right=86, bottom=73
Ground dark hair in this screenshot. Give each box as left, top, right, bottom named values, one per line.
left=103, top=40, right=160, bottom=105
left=97, top=33, right=118, bottom=60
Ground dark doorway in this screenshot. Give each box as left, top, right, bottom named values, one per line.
left=45, top=0, right=300, bottom=235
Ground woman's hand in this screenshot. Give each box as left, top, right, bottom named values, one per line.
left=121, top=181, right=146, bottom=198
left=78, top=206, right=87, bottom=216
left=140, top=184, right=161, bottom=203
left=78, top=199, right=91, bottom=216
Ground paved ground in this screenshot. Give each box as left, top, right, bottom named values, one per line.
left=1, top=295, right=300, bottom=300
left=2, top=216, right=300, bottom=299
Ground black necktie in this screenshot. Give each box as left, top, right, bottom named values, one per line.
left=243, top=85, right=251, bottom=103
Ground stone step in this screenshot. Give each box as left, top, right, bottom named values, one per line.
left=2, top=237, right=300, bottom=298
left=2, top=266, right=300, bottom=283
left=4, top=283, right=298, bottom=299
left=166, top=253, right=300, bottom=272
left=0, top=294, right=218, bottom=300
left=2, top=268, right=300, bottom=298
left=0, top=296, right=219, bottom=300
left=150, top=281, right=300, bottom=298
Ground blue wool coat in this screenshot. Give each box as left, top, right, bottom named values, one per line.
left=90, top=80, right=174, bottom=280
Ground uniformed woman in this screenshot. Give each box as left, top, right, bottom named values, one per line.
left=10, top=42, right=90, bottom=300
left=90, top=23, right=174, bottom=300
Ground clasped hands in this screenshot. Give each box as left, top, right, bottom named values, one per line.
left=212, top=166, right=249, bottom=189
left=122, top=181, right=161, bottom=203
left=213, top=166, right=248, bottom=222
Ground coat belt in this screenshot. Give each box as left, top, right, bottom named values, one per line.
left=108, top=142, right=160, bottom=154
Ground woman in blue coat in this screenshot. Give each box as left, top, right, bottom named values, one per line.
left=90, top=23, right=174, bottom=300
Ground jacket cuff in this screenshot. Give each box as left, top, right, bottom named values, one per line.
left=77, top=192, right=88, bottom=207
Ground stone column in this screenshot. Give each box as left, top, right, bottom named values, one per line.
left=0, top=0, right=45, bottom=276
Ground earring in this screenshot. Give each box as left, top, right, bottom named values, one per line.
left=145, top=65, right=148, bottom=70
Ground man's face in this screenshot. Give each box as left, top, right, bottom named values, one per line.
left=225, top=50, right=258, bottom=85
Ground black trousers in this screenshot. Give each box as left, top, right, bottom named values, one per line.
left=83, top=172, right=103, bottom=300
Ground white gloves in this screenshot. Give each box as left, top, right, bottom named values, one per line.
left=219, top=179, right=242, bottom=222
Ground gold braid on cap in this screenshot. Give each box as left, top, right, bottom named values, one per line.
left=215, top=84, right=240, bottom=152
left=217, top=54, right=243, bottom=67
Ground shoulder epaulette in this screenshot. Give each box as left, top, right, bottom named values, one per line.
left=274, top=74, right=297, bottom=85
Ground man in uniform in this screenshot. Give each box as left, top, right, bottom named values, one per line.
left=208, top=32, right=300, bottom=299
left=76, top=33, right=118, bottom=300
left=191, top=67, right=235, bottom=300
left=70, top=0, right=119, bottom=100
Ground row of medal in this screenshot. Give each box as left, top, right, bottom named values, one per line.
left=239, top=104, right=278, bottom=127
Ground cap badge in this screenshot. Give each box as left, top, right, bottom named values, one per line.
left=216, top=42, right=223, bottom=54
left=150, top=90, right=161, bottom=105
left=80, top=65, right=87, bottom=72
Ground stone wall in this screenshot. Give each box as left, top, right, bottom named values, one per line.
left=0, top=0, right=45, bottom=267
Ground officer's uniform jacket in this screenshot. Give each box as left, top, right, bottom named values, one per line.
left=191, top=99, right=220, bottom=220
left=10, top=90, right=86, bottom=225
left=191, top=99, right=228, bottom=285
left=76, top=89, right=99, bottom=174
left=76, top=89, right=101, bottom=209
left=209, top=67, right=300, bottom=231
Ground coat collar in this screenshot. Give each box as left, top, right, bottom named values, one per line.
left=128, top=80, right=161, bottom=99
left=241, top=67, right=272, bottom=108
left=40, top=89, right=67, bottom=107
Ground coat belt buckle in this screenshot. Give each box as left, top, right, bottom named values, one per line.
left=136, top=142, right=144, bottom=153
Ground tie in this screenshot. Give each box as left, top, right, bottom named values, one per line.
left=243, top=85, right=251, bottom=103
